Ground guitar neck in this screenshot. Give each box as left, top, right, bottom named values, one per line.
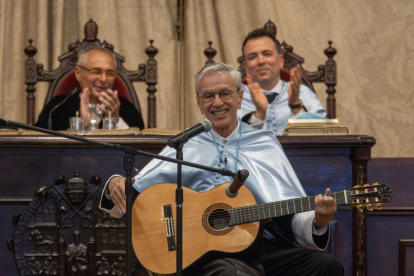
left=228, top=191, right=347, bottom=226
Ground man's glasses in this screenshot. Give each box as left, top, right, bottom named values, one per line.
left=198, top=89, right=238, bottom=103
left=78, top=66, right=118, bottom=80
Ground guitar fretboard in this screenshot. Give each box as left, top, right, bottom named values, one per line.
left=228, top=192, right=347, bottom=226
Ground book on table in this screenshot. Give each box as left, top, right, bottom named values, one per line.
left=283, top=119, right=349, bottom=136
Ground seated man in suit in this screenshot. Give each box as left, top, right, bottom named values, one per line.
left=238, top=29, right=326, bottom=135
left=35, top=46, right=145, bottom=130
left=100, top=63, right=343, bottom=276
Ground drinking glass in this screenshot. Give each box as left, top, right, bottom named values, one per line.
left=70, top=117, right=84, bottom=134
left=103, top=112, right=117, bottom=130
left=88, top=104, right=103, bottom=130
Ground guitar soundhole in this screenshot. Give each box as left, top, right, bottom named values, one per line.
left=202, top=203, right=234, bottom=236
left=208, top=209, right=230, bottom=230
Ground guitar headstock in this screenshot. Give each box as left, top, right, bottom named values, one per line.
left=346, top=183, right=392, bottom=212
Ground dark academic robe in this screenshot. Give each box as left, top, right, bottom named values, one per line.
left=35, top=90, right=145, bottom=131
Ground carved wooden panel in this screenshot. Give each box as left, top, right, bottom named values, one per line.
left=12, top=172, right=149, bottom=276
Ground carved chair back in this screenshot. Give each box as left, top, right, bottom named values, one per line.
left=25, top=19, right=159, bottom=127
left=204, top=20, right=337, bottom=118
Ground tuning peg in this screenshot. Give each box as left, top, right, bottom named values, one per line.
left=357, top=206, right=364, bottom=213
left=376, top=204, right=382, bottom=210
left=134, top=167, right=139, bottom=173
left=366, top=204, right=373, bottom=211
left=364, top=183, right=370, bottom=186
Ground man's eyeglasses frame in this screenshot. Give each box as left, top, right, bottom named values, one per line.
left=198, top=89, right=239, bottom=103
left=78, top=65, right=118, bottom=80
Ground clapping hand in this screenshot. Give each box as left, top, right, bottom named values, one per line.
left=288, top=65, right=303, bottom=114
left=245, top=67, right=268, bottom=120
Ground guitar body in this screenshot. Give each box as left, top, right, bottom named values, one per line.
left=132, top=183, right=259, bottom=275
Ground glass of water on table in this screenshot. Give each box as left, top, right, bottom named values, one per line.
left=88, top=103, right=104, bottom=130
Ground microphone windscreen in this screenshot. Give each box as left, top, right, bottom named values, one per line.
left=200, top=118, right=212, bottom=132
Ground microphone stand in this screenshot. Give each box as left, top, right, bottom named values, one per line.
left=171, top=142, right=184, bottom=276
left=47, top=88, right=78, bottom=130
left=167, top=119, right=211, bottom=276
left=1, top=119, right=236, bottom=275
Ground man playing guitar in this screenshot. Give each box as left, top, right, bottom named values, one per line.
left=100, top=63, right=343, bottom=276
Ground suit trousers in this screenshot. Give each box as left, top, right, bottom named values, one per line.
left=183, top=237, right=344, bottom=276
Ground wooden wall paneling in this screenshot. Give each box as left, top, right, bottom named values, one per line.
left=367, top=158, right=414, bottom=276
left=399, top=239, right=414, bottom=276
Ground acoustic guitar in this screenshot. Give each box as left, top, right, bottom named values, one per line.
left=132, top=182, right=392, bottom=275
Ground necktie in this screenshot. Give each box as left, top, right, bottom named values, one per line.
left=266, top=93, right=277, bottom=103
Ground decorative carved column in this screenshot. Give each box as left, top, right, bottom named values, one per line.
left=324, top=41, right=337, bottom=119
left=350, top=147, right=371, bottom=276
left=24, top=39, right=38, bottom=125
left=145, top=40, right=158, bottom=128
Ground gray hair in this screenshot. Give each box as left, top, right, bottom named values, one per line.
left=77, top=46, right=117, bottom=67
left=195, top=63, right=242, bottom=95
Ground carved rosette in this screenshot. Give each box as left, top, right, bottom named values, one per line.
left=147, top=63, right=157, bottom=82
left=25, top=63, right=37, bottom=83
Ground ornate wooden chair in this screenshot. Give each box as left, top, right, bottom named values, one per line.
left=24, top=19, right=158, bottom=128
left=204, top=20, right=337, bottom=118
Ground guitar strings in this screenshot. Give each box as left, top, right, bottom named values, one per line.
left=199, top=191, right=350, bottom=224
left=137, top=191, right=359, bottom=229
left=203, top=192, right=350, bottom=223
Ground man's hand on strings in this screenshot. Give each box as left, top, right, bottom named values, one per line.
left=313, top=188, right=337, bottom=230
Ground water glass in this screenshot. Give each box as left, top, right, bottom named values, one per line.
left=103, top=117, right=117, bottom=130
left=70, top=117, right=84, bottom=134
left=88, top=104, right=103, bottom=130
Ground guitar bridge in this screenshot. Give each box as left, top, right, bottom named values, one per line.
left=164, top=204, right=176, bottom=251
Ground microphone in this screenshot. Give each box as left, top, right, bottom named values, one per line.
left=225, top=169, right=249, bottom=198
left=167, top=118, right=212, bottom=148
left=0, top=118, right=8, bottom=127
left=47, top=88, right=78, bottom=130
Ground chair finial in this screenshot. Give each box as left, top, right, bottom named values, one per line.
left=145, top=40, right=158, bottom=57
left=25, top=39, right=37, bottom=57
left=84, top=19, right=98, bottom=41
left=204, top=41, right=217, bottom=65
left=263, top=20, right=277, bottom=38
left=324, top=41, right=337, bottom=57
